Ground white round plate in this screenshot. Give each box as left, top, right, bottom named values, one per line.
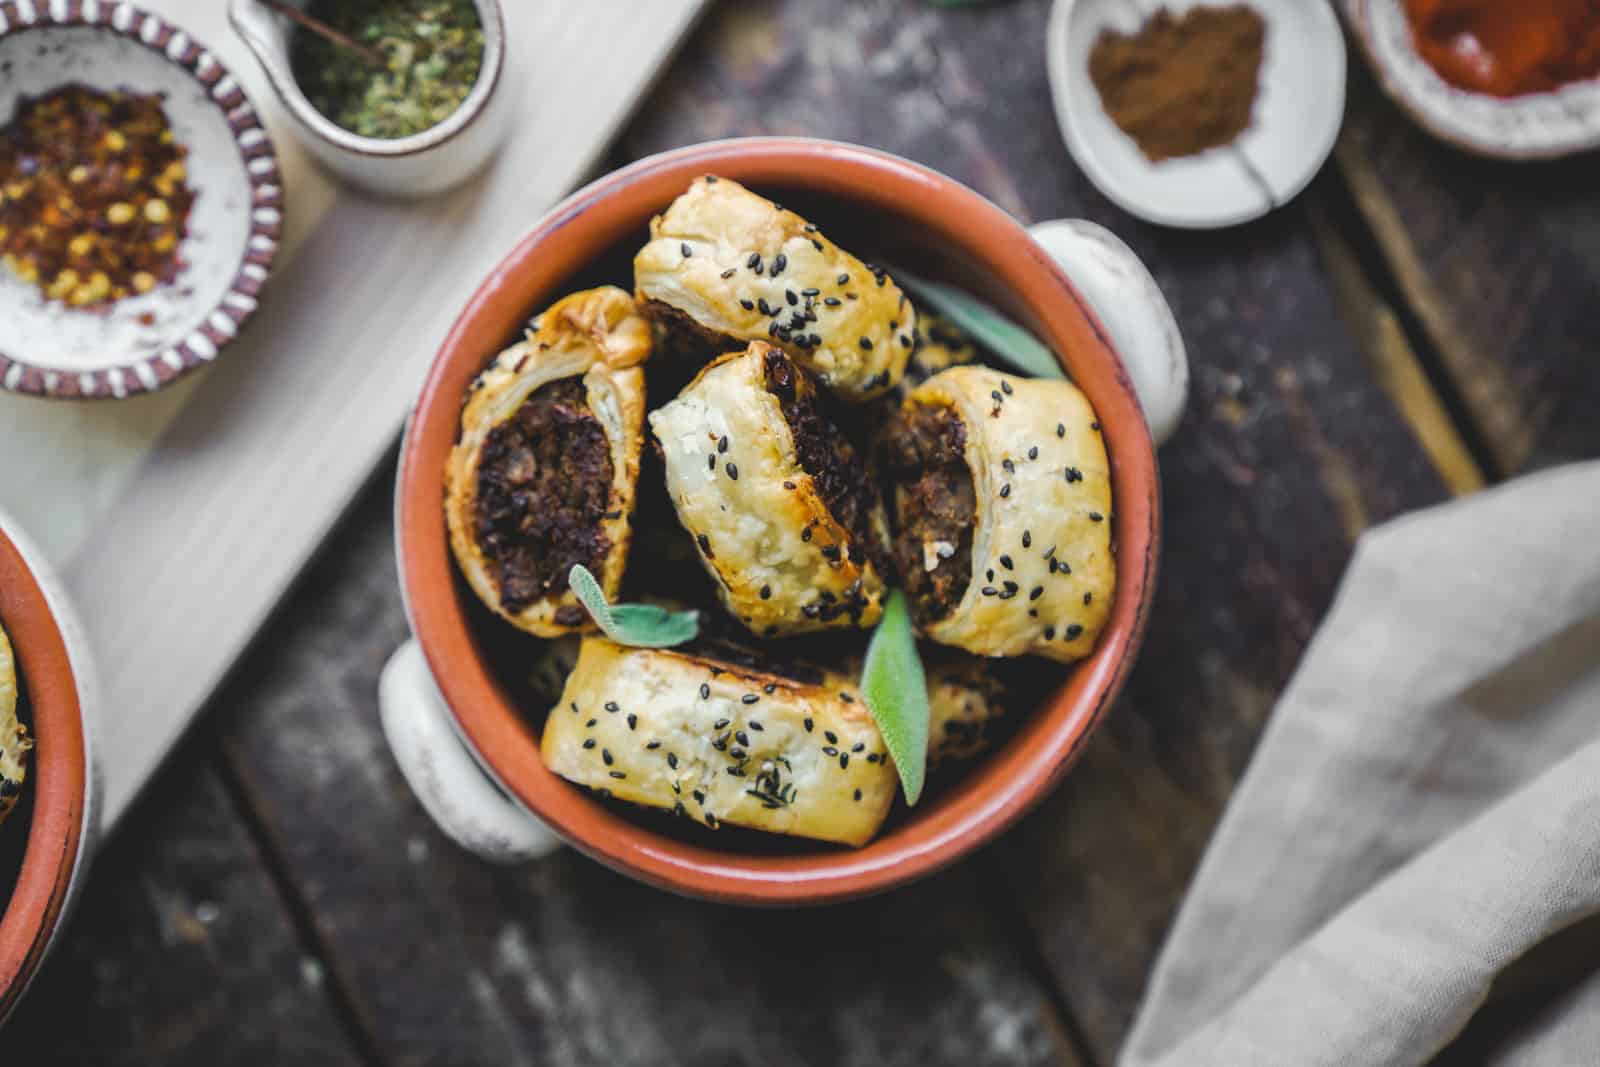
left=1350, top=0, right=1600, bottom=160
left=1047, top=0, right=1347, bottom=229
left=0, top=1, right=281, bottom=400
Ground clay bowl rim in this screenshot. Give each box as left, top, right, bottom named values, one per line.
left=0, top=524, right=89, bottom=1013
left=397, top=137, right=1161, bottom=906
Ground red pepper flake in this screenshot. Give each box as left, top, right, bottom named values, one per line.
left=0, top=84, right=194, bottom=308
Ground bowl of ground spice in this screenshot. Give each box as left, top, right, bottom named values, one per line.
left=0, top=2, right=281, bottom=399
left=1047, top=0, right=1347, bottom=228
left=1348, top=0, right=1600, bottom=159
left=229, top=0, right=511, bottom=198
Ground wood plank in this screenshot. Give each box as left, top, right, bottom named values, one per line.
left=15, top=0, right=710, bottom=832
left=1336, top=61, right=1600, bottom=473
left=4, top=747, right=362, bottom=1065
left=214, top=460, right=1084, bottom=1067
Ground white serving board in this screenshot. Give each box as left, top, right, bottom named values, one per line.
left=0, top=0, right=710, bottom=828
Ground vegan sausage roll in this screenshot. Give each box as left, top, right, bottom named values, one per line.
left=541, top=637, right=897, bottom=846
left=881, top=366, right=1115, bottom=662
left=446, top=287, right=653, bottom=636
left=926, top=656, right=1009, bottom=767
left=0, top=621, right=31, bottom=826
left=649, top=341, right=892, bottom=637
left=634, top=175, right=915, bottom=402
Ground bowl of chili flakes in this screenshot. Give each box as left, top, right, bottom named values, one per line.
left=0, top=1, right=281, bottom=400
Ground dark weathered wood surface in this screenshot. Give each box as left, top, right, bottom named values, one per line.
left=6, top=1, right=1591, bottom=1063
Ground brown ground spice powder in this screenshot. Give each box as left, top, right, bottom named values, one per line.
left=1087, top=5, right=1266, bottom=163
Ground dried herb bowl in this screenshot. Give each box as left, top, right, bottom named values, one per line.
left=0, top=1, right=281, bottom=400
left=386, top=139, right=1166, bottom=905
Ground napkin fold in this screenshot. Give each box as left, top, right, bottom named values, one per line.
left=1120, top=459, right=1600, bottom=1066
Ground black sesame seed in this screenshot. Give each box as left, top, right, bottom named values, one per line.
left=852, top=742, right=865, bottom=753
left=1000, top=555, right=1014, bottom=570
left=986, top=568, right=995, bottom=581
left=998, top=588, right=1017, bottom=600
left=1084, top=591, right=1094, bottom=605
left=991, top=389, right=1004, bottom=404
left=700, top=683, right=711, bottom=700
left=714, top=718, right=730, bottom=729
left=1044, top=545, right=1057, bottom=559
left=803, top=717, right=814, bottom=732
left=859, top=336, right=873, bottom=351
left=812, top=239, right=824, bottom=252
left=801, top=526, right=813, bottom=542
left=680, top=242, right=693, bottom=258
left=981, top=586, right=999, bottom=597
left=840, top=692, right=854, bottom=703
left=783, top=480, right=797, bottom=490
left=586, top=718, right=597, bottom=728
left=854, top=789, right=862, bottom=802
left=570, top=702, right=579, bottom=714
left=786, top=289, right=798, bottom=306
left=763, top=683, right=777, bottom=694
left=751, top=720, right=766, bottom=731
left=646, top=741, right=661, bottom=750
left=740, top=298, right=755, bottom=310
left=726, top=463, right=739, bottom=480
left=697, top=533, right=713, bottom=557
left=604, top=701, right=620, bottom=713
left=736, top=731, right=751, bottom=748
left=758, top=297, right=774, bottom=316
left=866, top=753, right=880, bottom=763
left=602, top=749, right=613, bottom=765
left=1022, top=530, right=1032, bottom=548
left=1003, top=580, right=1018, bottom=593
left=1065, top=467, right=1084, bottom=483
left=823, top=746, right=839, bottom=757
left=1002, top=458, right=1015, bottom=474
left=1044, top=626, right=1056, bottom=639
left=1089, top=512, right=1104, bottom=522
left=721, top=267, right=737, bottom=279
left=824, top=730, right=839, bottom=744
left=582, top=739, right=596, bottom=749
left=627, top=713, right=638, bottom=730
left=748, top=252, right=762, bottom=270
left=729, top=748, right=746, bottom=761
left=741, top=694, right=759, bottom=705
left=837, top=273, right=850, bottom=285
left=824, top=296, right=841, bottom=307
left=718, top=435, right=729, bottom=453
left=1028, top=446, right=1039, bottom=460
left=1001, top=379, right=1013, bottom=395
left=840, top=754, right=850, bottom=769
left=801, top=287, right=820, bottom=297
left=1057, top=423, right=1066, bottom=437
left=1090, top=421, right=1101, bottom=431
left=1066, top=624, right=1084, bottom=639
left=708, top=454, right=716, bottom=471
left=705, top=175, right=719, bottom=183
left=1000, top=484, right=1012, bottom=498
left=1030, top=586, right=1044, bottom=601
left=773, top=253, right=787, bottom=275
left=610, top=770, right=626, bottom=780
left=694, top=789, right=706, bottom=803
left=759, top=584, right=771, bottom=600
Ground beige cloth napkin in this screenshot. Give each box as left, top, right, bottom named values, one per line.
left=1120, top=459, right=1600, bottom=1066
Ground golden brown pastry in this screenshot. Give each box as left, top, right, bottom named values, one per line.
left=634, top=175, right=915, bottom=402
left=649, top=341, right=892, bottom=637
left=445, top=287, right=652, bottom=636
left=0, top=620, right=31, bottom=826
left=925, top=656, right=1009, bottom=767
left=881, top=366, right=1115, bottom=662
left=541, top=638, right=897, bottom=846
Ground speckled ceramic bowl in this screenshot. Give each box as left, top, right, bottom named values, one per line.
left=0, top=509, right=98, bottom=1023
left=391, top=139, right=1163, bottom=905
left=0, top=1, right=281, bottom=399
left=1349, top=0, right=1600, bottom=159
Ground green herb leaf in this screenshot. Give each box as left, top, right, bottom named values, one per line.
left=891, top=266, right=1067, bottom=380
left=568, top=564, right=699, bottom=648
left=861, top=589, right=931, bottom=805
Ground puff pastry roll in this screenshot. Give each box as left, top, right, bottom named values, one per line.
left=925, top=656, right=1009, bottom=767
left=0, top=621, right=30, bottom=825
left=649, top=341, right=892, bottom=637
left=446, top=287, right=652, bottom=636
left=882, top=366, right=1115, bottom=662
left=541, top=638, right=897, bottom=846
left=634, top=175, right=915, bottom=402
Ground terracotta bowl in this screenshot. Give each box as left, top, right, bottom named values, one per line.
left=0, top=515, right=96, bottom=1020
left=396, top=138, right=1161, bottom=904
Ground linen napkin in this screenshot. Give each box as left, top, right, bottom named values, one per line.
left=1120, top=459, right=1600, bottom=1066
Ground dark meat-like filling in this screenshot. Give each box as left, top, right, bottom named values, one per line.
left=475, top=377, right=613, bottom=620
left=882, top=402, right=975, bottom=622
left=762, top=349, right=891, bottom=587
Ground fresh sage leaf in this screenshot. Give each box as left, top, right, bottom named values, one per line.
left=861, top=589, right=930, bottom=806
left=891, top=266, right=1067, bottom=380
left=568, top=564, right=699, bottom=648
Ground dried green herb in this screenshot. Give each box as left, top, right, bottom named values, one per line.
left=861, top=589, right=930, bottom=805
left=568, top=565, right=699, bottom=649
left=892, top=266, right=1067, bottom=381
left=290, top=0, right=484, bottom=140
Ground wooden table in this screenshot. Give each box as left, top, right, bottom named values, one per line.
left=9, top=2, right=1596, bottom=1062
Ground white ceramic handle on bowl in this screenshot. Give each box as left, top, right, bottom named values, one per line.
left=1029, top=219, right=1188, bottom=447
left=380, top=224, right=1185, bottom=865
left=378, top=640, right=562, bottom=863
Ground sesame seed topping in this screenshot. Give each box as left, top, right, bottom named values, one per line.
left=837, top=273, right=850, bottom=285
left=680, top=242, right=693, bottom=257
left=760, top=585, right=771, bottom=600
left=1000, top=555, right=1014, bottom=569
left=726, top=462, right=739, bottom=480
left=741, top=694, right=759, bottom=705
left=721, top=267, right=736, bottom=279
left=601, top=749, right=614, bottom=765
left=1056, top=423, right=1066, bottom=437
left=699, top=683, right=711, bottom=700
left=697, top=533, right=713, bottom=557
left=1084, top=591, right=1093, bottom=605
left=859, top=336, right=873, bottom=351
left=718, top=435, right=729, bottom=453
left=1001, top=379, right=1014, bottom=395
left=740, top=298, right=755, bottom=310
left=748, top=252, right=762, bottom=270
left=1022, top=531, right=1032, bottom=548
left=1089, top=512, right=1104, bottom=522
left=1066, top=624, right=1084, bottom=639
left=1000, top=484, right=1012, bottom=498
left=1030, top=586, right=1044, bottom=601
left=627, top=714, right=638, bottom=730
left=786, top=289, right=798, bottom=306
left=772, top=253, right=787, bottom=275
left=582, top=739, right=596, bottom=749
left=1044, top=626, right=1056, bottom=640
left=714, top=718, right=730, bottom=729
left=804, top=717, right=814, bottom=732
left=1028, top=446, right=1039, bottom=460
left=604, top=701, right=620, bottom=713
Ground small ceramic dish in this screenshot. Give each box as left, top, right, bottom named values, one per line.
left=0, top=1, right=281, bottom=400
left=381, top=138, right=1179, bottom=905
left=1348, top=0, right=1600, bottom=160
left=229, top=0, right=512, bottom=198
left=0, top=507, right=99, bottom=1023
left=1047, top=0, right=1347, bottom=229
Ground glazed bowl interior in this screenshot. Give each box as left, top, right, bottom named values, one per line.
left=0, top=529, right=88, bottom=1014
left=400, top=139, right=1159, bottom=904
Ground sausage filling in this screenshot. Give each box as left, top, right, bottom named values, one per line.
left=474, top=377, right=613, bottom=619
left=882, top=402, right=976, bottom=622
left=763, top=348, right=891, bottom=595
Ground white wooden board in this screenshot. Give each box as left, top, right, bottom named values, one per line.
left=0, top=0, right=710, bottom=828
